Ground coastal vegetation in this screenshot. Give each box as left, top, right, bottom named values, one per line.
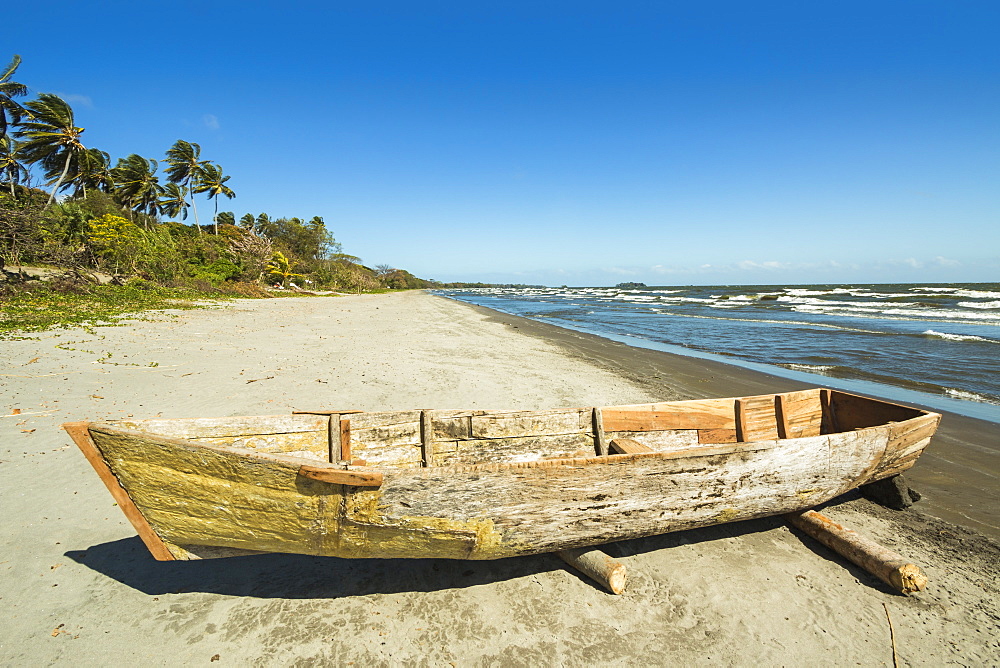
left=1, top=54, right=439, bottom=335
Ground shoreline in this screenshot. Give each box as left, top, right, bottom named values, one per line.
left=2, top=290, right=997, bottom=664
left=437, top=292, right=1000, bottom=424
left=448, top=294, right=1000, bottom=541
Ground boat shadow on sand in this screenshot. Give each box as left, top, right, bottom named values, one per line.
left=64, top=495, right=898, bottom=598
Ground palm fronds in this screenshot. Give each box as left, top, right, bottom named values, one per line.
left=111, top=153, right=163, bottom=220
left=15, top=93, right=86, bottom=204
left=0, top=54, right=29, bottom=137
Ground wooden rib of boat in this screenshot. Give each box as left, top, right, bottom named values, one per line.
left=64, top=389, right=939, bottom=563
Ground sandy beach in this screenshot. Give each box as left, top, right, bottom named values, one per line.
left=1, top=291, right=997, bottom=665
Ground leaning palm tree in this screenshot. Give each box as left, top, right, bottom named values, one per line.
left=111, top=153, right=163, bottom=221
left=0, top=55, right=29, bottom=138
left=158, top=182, right=189, bottom=221
left=164, top=140, right=206, bottom=232
left=68, top=147, right=113, bottom=198
left=15, top=93, right=86, bottom=205
left=193, top=162, right=235, bottom=234
left=0, top=134, right=29, bottom=197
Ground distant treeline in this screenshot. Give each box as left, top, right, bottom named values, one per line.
left=0, top=54, right=435, bottom=293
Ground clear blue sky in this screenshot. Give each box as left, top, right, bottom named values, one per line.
left=10, top=1, right=999, bottom=285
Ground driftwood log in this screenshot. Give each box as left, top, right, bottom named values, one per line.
left=557, top=547, right=627, bottom=594
left=786, top=509, right=928, bottom=594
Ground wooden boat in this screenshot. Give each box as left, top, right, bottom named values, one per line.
left=64, top=389, right=939, bottom=563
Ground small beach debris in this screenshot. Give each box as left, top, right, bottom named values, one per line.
left=786, top=509, right=928, bottom=594
left=12, top=408, right=21, bottom=415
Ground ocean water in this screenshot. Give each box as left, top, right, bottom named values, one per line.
left=437, top=283, right=1000, bottom=423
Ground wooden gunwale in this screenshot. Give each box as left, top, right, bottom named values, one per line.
left=82, top=393, right=938, bottom=481
left=81, top=416, right=930, bottom=482
left=112, top=390, right=936, bottom=431
left=82, top=422, right=378, bottom=472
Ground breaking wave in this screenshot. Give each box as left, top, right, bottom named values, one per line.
left=923, top=330, right=999, bottom=344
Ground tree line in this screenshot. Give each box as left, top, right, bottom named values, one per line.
left=0, top=54, right=433, bottom=292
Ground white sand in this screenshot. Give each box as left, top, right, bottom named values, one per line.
left=1, top=291, right=997, bottom=665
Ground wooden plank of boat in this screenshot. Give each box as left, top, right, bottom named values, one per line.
left=608, top=437, right=654, bottom=455
left=64, top=389, right=941, bottom=564
left=602, top=398, right=735, bottom=431
left=297, top=464, right=383, bottom=487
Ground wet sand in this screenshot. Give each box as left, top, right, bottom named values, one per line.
left=1, top=291, right=997, bottom=665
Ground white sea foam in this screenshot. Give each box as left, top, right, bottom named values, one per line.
left=660, top=296, right=717, bottom=304
left=958, top=300, right=1000, bottom=310
left=914, top=287, right=1000, bottom=299
left=954, top=289, right=1000, bottom=299
left=945, top=388, right=1000, bottom=405
left=923, top=330, right=999, bottom=344
left=785, top=288, right=853, bottom=296
left=780, top=295, right=923, bottom=310
left=785, top=364, right=836, bottom=373
left=792, top=303, right=1000, bottom=323
left=846, top=290, right=914, bottom=299
left=892, top=308, right=1000, bottom=321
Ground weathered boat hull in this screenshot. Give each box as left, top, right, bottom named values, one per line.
left=65, top=389, right=939, bottom=561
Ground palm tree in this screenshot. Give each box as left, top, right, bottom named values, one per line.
left=0, top=134, right=28, bottom=197
left=159, top=182, right=189, bottom=221
left=255, top=213, right=271, bottom=235
left=68, top=147, right=113, bottom=197
left=0, top=55, right=29, bottom=139
left=265, top=251, right=304, bottom=287
left=111, top=154, right=163, bottom=221
left=15, top=93, right=86, bottom=205
left=193, top=162, right=235, bottom=234
left=164, top=140, right=205, bottom=232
